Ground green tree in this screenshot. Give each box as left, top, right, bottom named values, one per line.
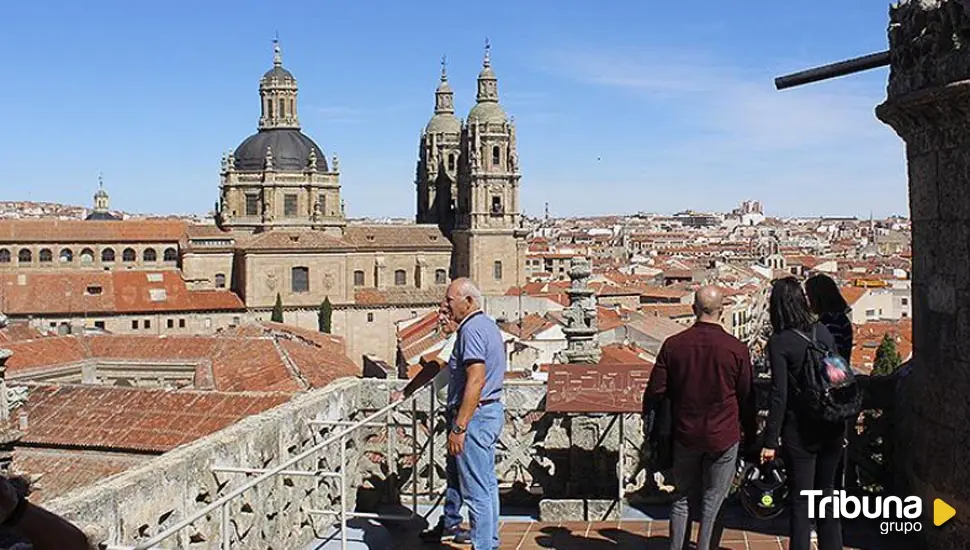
left=318, top=296, right=333, bottom=333
left=872, top=333, right=902, bottom=376
left=271, top=293, right=284, bottom=323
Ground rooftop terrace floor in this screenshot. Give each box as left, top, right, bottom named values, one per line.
left=311, top=503, right=907, bottom=549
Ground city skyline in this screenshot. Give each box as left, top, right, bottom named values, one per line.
left=1, top=1, right=904, bottom=219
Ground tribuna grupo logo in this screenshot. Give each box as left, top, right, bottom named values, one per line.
left=803, top=490, right=923, bottom=534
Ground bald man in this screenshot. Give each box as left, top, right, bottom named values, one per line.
left=644, top=285, right=756, bottom=550
left=441, top=278, right=506, bottom=550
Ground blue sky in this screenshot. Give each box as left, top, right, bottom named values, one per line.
left=0, top=1, right=905, bottom=219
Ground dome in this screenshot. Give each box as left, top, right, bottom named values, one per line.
left=426, top=113, right=461, bottom=134
left=233, top=129, right=328, bottom=172
left=467, top=101, right=507, bottom=125
left=261, top=66, right=295, bottom=84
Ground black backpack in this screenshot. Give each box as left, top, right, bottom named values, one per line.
left=790, top=326, right=862, bottom=423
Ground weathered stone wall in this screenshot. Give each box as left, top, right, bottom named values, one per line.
left=363, top=380, right=651, bottom=521
left=43, top=377, right=368, bottom=549
left=876, top=1, right=970, bottom=548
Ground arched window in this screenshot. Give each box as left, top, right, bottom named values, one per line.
left=215, top=273, right=226, bottom=288
left=59, top=249, right=73, bottom=263
left=279, top=98, right=286, bottom=117
left=448, top=154, right=455, bottom=171
left=102, top=248, right=115, bottom=263
left=123, top=248, right=136, bottom=262
left=163, top=247, right=177, bottom=262
left=394, top=270, right=406, bottom=286
left=435, top=269, right=447, bottom=285
left=18, top=249, right=31, bottom=263
left=267, top=100, right=273, bottom=118
left=353, top=270, right=365, bottom=286
left=492, top=146, right=500, bottom=165
left=80, top=248, right=95, bottom=264
left=39, top=249, right=52, bottom=263
left=143, top=248, right=157, bottom=262
left=0, top=249, right=8, bottom=263
left=290, top=98, right=295, bottom=116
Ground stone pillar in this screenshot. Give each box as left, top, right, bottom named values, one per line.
left=875, top=2, right=970, bottom=548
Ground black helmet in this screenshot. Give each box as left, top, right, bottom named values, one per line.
left=738, top=460, right=788, bottom=520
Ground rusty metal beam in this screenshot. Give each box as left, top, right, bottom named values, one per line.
left=775, top=50, right=890, bottom=90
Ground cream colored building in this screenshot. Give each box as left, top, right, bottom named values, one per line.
left=0, top=40, right=529, bottom=367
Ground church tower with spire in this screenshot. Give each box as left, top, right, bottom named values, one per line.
left=416, top=57, right=462, bottom=235
left=450, top=41, right=527, bottom=294
left=217, top=39, right=345, bottom=234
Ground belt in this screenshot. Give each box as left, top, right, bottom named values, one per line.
left=447, top=398, right=500, bottom=412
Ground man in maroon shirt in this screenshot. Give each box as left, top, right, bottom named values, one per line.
left=644, top=285, right=756, bottom=550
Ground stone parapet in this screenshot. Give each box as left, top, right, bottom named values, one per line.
left=43, top=377, right=365, bottom=549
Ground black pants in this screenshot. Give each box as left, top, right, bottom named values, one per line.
left=782, top=429, right=844, bottom=550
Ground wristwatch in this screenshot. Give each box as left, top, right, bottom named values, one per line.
left=451, top=424, right=466, bottom=435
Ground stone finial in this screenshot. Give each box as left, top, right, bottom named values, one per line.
left=556, top=256, right=601, bottom=364
left=483, top=38, right=491, bottom=68
left=332, top=153, right=339, bottom=172
left=441, top=54, right=448, bottom=81
left=273, top=35, right=283, bottom=67
left=264, top=146, right=274, bottom=170
left=308, top=149, right=317, bottom=170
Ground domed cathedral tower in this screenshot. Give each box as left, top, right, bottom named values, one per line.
left=415, top=57, right=462, bottom=236
left=217, top=39, right=345, bottom=235
left=452, top=41, right=527, bottom=294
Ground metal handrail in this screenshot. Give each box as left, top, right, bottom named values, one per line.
left=105, top=379, right=437, bottom=550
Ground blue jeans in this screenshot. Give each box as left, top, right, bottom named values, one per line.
left=443, top=412, right=463, bottom=531
left=455, top=402, right=504, bottom=549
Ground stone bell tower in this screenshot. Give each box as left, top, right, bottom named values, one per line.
left=451, top=41, right=528, bottom=294
left=416, top=56, right=462, bottom=236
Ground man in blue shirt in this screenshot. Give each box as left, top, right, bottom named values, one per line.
left=444, top=278, right=506, bottom=550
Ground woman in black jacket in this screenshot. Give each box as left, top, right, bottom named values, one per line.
left=760, top=277, right=846, bottom=550
left=804, top=273, right=854, bottom=363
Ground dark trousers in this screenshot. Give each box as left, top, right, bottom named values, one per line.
left=782, top=429, right=844, bottom=550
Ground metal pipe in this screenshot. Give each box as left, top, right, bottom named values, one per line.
left=618, top=414, right=624, bottom=519
left=340, top=434, right=347, bottom=549
left=221, top=503, right=230, bottom=550
left=126, top=382, right=434, bottom=549
left=774, top=50, right=889, bottom=90
left=211, top=466, right=339, bottom=478
left=411, top=396, right=418, bottom=512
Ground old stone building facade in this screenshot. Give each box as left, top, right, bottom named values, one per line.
left=416, top=43, right=528, bottom=295
left=0, top=40, right=529, bottom=366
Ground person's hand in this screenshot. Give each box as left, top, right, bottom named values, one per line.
left=448, top=432, right=465, bottom=456
left=760, top=448, right=776, bottom=464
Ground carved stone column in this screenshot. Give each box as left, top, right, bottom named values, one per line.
left=875, top=2, right=970, bottom=547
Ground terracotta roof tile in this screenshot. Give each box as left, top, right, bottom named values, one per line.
left=344, top=225, right=452, bottom=251
left=0, top=219, right=186, bottom=244
left=0, top=270, right=245, bottom=316
left=12, top=448, right=149, bottom=503
left=12, top=384, right=292, bottom=453
left=4, top=322, right=357, bottom=392
left=242, top=230, right=352, bottom=251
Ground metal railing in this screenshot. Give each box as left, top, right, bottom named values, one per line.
left=104, top=379, right=438, bottom=550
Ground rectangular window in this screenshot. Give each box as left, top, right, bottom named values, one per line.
left=491, top=196, right=502, bottom=215
left=246, top=195, right=259, bottom=216
left=167, top=319, right=174, bottom=329
left=284, top=194, right=298, bottom=217
left=179, top=319, right=186, bottom=328
left=144, top=320, right=151, bottom=329
left=493, top=261, right=503, bottom=280
left=131, top=320, right=138, bottom=330
left=94, top=321, right=105, bottom=330
left=292, top=266, right=310, bottom=293
left=318, top=194, right=326, bottom=215
left=394, top=270, right=406, bottom=286
left=354, top=270, right=365, bottom=286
